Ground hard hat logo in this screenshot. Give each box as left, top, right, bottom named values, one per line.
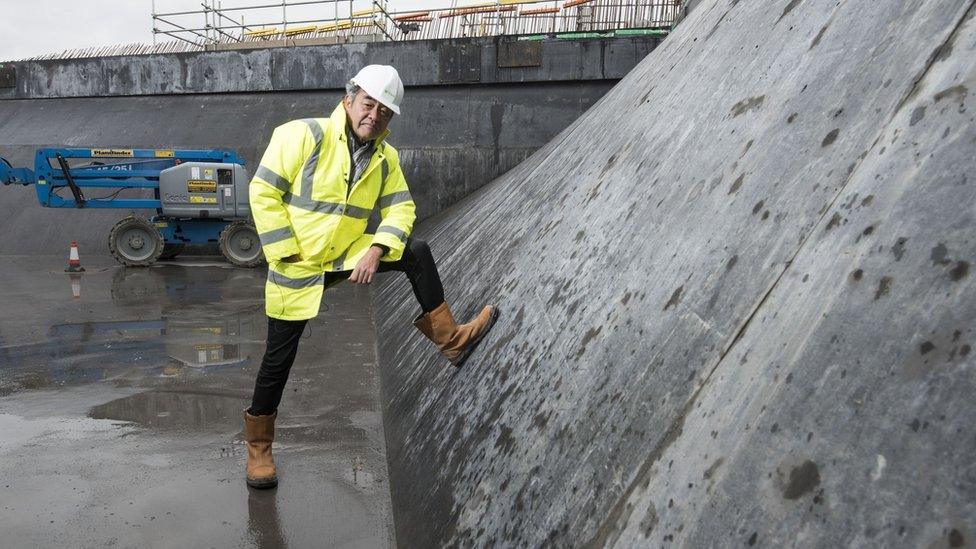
left=350, top=64, right=404, bottom=115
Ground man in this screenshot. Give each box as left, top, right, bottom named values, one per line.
left=242, top=65, right=498, bottom=489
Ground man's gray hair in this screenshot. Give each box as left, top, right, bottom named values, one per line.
left=345, top=82, right=361, bottom=100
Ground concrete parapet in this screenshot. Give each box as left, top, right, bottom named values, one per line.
left=0, top=36, right=659, bottom=100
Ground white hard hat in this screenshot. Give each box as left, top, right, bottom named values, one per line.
left=350, top=65, right=404, bottom=115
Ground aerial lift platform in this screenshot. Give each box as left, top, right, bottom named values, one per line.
left=1, top=147, right=262, bottom=267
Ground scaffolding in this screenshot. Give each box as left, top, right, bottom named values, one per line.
left=151, top=0, right=679, bottom=49
left=15, top=1, right=680, bottom=60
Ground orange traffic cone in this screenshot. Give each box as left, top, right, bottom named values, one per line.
left=65, top=240, right=85, bottom=273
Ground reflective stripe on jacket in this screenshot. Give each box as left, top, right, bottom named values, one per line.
left=250, top=102, right=416, bottom=320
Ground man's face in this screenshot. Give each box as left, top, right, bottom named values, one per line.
left=343, top=90, right=395, bottom=141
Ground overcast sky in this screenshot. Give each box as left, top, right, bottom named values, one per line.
left=0, top=0, right=458, bottom=61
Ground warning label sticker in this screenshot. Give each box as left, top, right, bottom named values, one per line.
left=190, top=196, right=217, bottom=204
left=155, top=150, right=175, bottom=158
left=91, top=148, right=133, bottom=157
left=187, top=179, right=217, bottom=193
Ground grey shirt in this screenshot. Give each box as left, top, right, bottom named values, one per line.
left=346, top=127, right=375, bottom=195
left=345, top=126, right=388, bottom=255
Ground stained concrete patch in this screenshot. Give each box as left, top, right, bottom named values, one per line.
left=730, top=95, right=765, bottom=117
left=781, top=460, right=821, bottom=499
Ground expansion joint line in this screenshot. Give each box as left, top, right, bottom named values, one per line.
left=719, top=0, right=974, bottom=368
left=887, top=0, right=976, bottom=124
left=531, top=285, right=574, bottom=367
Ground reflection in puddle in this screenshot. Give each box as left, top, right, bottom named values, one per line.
left=68, top=274, right=82, bottom=299
left=247, top=488, right=287, bottom=548
left=1, top=314, right=258, bottom=395
left=169, top=343, right=244, bottom=369
left=111, top=265, right=265, bottom=307
left=164, top=320, right=251, bottom=369
left=89, top=390, right=244, bottom=431
left=0, top=265, right=266, bottom=395
left=0, top=334, right=165, bottom=396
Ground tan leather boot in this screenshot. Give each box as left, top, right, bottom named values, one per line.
left=414, top=301, right=499, bottom=367
left=244, top=410, right=278, bottom=489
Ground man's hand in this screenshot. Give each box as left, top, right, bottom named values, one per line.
left=349, top=246, right=384, bottom=284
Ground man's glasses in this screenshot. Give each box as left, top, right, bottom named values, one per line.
left=360, top=99, right=394, bottom=121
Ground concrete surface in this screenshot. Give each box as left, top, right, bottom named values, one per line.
left=0, top=257, right=395, bottom=548
left=0, top=35, right=662, bottom=256
left=0, top=37, right=660, bottom=98
left=372, top=0, right=976, bottom=546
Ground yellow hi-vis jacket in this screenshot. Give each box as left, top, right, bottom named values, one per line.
left=249, top=102, right=416, bottom=320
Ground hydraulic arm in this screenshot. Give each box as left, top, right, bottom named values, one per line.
left=2, top=147, right=245, bottom=209
left=1, top=147, right=262, bottom=267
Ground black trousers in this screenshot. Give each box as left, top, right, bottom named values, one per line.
left=249, top=238, right=443, bottom=415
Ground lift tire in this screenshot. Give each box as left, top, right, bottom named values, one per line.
left=108, top=216, right=164, bottom=267
left=159, top=243, right=186, bottom=261
left=219, top=220, right=264, bottom=268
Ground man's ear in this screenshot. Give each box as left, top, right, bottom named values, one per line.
left=343, top=94, right=352, bottom=109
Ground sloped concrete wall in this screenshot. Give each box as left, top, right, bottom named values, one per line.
left=372, top=0, right=976, bottom=546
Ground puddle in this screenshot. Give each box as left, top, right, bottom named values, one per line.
left=111, top=265, right=265, bottom=307
left=0, top=337, right=169, bottom=396
left=89, top=390, right=244, bottom=431
left=0, top=412, right=135, bottom=454
left=0, top=313, right=258, bottom=395
left=1, top=263, right=265, bottom=394
left=247, top=489, right=288, bottom=548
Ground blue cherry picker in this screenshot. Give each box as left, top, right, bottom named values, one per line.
left=1, top=147, right=263, bottom=267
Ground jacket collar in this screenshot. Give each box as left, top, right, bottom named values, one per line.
left=330, top=102, right=390, bottom=147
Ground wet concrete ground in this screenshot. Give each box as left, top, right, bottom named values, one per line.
left=0, top=256, right=395, bottom=548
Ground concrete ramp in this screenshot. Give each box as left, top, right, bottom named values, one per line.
left=373, top=0, right=976, bottom=546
